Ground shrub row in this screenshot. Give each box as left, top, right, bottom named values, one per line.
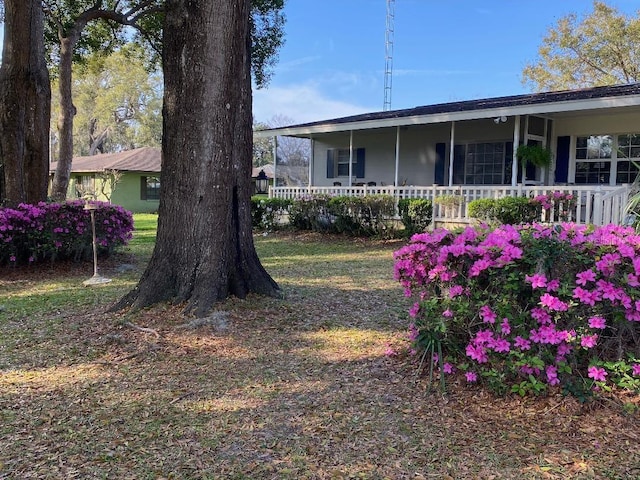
left=0, top=201, right=134, bottom=266
left=468, top=192, right=577, bottom=225
left=252, top=195, right=434, bottom=238
left=394, top=222, right=640, bottom=397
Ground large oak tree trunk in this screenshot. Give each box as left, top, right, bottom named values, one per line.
left=115, top=0, right=280, bottom=317
left=0, top=0, right=51, bottom=206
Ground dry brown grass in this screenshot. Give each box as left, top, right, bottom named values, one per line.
left=1, top=229, right=639, bottom=479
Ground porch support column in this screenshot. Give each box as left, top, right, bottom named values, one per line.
left=511, top=115, right=521, bottom=186
left=272, top=135, right=278, bottom=192
left=348, top=130, right=354, bottom=186
left=308, top=137, right=314, bottom=191
left=448, top=121, right=455, bottom=187
left=394, top=126, right=400, bottom=188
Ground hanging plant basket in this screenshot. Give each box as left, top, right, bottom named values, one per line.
left=516, top=144, right=552, bottom=169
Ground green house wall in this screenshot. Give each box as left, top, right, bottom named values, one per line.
left=67, top=172, right=159, bottom=213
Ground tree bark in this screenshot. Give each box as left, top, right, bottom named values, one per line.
left=114, top=0, right=280, bottom=317
left=49, top=35, right=79, bottom=202
left=0, top=0, right=51, bottom=206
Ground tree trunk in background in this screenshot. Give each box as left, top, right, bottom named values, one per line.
left=49, top=35, right=78, bottom=202
left=114, top=0, right=280, bottom=317
left=0, top=0, right=51, bottom=206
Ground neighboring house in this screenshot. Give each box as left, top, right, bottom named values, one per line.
left=255, top=83, right=640, bottom=226
left=50, top=147, right=161, bottom=213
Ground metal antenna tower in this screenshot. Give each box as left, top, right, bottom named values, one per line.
left=383, top=0, right=395, bottom=111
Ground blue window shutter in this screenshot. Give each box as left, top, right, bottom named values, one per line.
left=434, top=143, right=445, bottom=185
left=453, top=145, right=465, bottom=184
left=355, top=148, right=365, bottom=178
left=555, top=136, right=570, bottom=183
left=327, top=150, right=335, bottom=178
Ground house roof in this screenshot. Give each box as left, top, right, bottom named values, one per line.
left=50, top=147, right=161, bottom=173
left=255, top=83, right=640, bottom=138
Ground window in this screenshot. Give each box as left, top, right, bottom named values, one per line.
left=574, top=134, right=640, bottom=185
left=326, top=148, right=365, bottom=179
left=336, top=149, right=352, bottom=177
left=75, top=175, right=95, bottom=197
left=616, top=134, right=640, bottom=184
left=141, top=176, right=160, bottom=200
left=455, top=142, right=510, bottom=185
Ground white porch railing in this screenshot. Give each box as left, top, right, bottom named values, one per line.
left=269, top=184, right=632, bottom=227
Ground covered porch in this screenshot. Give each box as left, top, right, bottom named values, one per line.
left=256, top=84, right=640, bottom=227
left=267, top=183, right=631, bottom=227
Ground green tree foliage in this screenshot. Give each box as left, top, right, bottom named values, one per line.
left=522, top=1, right=640, bottom=92
left=250, top=0, right=285, bottom=88
left=46, top=0, right=284, bottom=201
left=51, top=47, right=162, bottom=157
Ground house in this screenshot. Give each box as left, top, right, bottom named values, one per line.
left=50, top=148, right=291, bottom=210
left=255, top=83, right=640, bottom=226
left=50, top=147, right=161, bottom=213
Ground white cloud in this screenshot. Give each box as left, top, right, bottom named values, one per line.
left=252, top=84, right=375, bottom=125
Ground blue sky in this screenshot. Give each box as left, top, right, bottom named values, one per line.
left=252, top=0, right=640, bottom=124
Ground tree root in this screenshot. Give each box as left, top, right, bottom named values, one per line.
left=124, top=321, right=161, bottom=338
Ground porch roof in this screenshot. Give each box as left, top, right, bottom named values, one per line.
left=255, top=83, right=640, bottom=138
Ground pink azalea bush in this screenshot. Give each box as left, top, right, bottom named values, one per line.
left=0, top=200, right=133, bottom=266
left=532, top=192, right=577, bottom=222
left=394, top=222, right=640, bottom=396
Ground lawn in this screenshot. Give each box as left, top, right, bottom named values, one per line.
left=0, top=214, right=639, bottom=479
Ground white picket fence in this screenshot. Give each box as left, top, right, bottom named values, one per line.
left=269, top=184, right=632, bottom=226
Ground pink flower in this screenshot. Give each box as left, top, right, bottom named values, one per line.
left=581, top=334, right=598, bottom=349
left=588, top=316, right=606, bottom=329
left=546, top=365, right=560, bottom=386
left=465, top=371, right=478, bottom=383
left=525, top=273, right=547, bottom=289
left=407, top=323, right=419, bottom=342
left=470, top=258, right=493, bottom=277
left=443, top=363, right=454, bottom=374
left=539, top=293, right=569, bottom=311
left=632, top=364, right=640, bottom=376
left=442, top=309, right=453, bottom=318
left=479, top=305, right=497, bottom=324
left=546, top=279, right=560, bottom=292
left=514, top=336, right=531, bottom=351
left=384, top=346, right=397, bottom=357
left=409, top=302, right=420, bottom=318
left=627, top=274, right=640, bottom=287
left=500, top=318, right=511, bottom=335
left=575, top=269, right=596, bottom=286
left=466, top=343, right=488, bottom=363
left=449, top=285, right=464, bottom=298
left=491, top=338, right=511, bottom=353
left=587, top=366, right=607, bottom=382
left=531, top=307, right=551, bottom=324
left=557, top=343, right=573, bottom=356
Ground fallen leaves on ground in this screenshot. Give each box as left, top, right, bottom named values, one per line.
left=0, top=233, right=638, bottom=479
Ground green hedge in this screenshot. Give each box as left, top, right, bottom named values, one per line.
left=468, top=197, right=539, bottom=225
left=250, top=196, right=292, bottom=231
left=397, top=198, right=433, bottom=235
left=285, top=194, right=397, bottom=237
